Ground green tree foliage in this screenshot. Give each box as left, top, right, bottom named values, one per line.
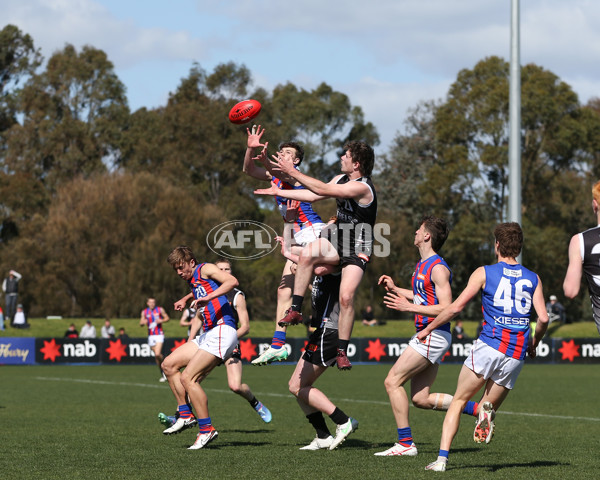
left=2, top=26, right=599, bottom=325
left=3, top=43, right=128, bottom=189
left=0, top=24, right=41, bottom=134
left=380, top=56, right=600, bottom=321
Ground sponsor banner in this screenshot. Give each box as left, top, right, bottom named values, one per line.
left=35, top=338, right=191, bottom=365
left=18, top=336, right=600, bottom=365
left=37, top=338, right=101, bottom=364
left=0, top=337, right=35, bottom=365
left=552, top=337, right=600, bottom=364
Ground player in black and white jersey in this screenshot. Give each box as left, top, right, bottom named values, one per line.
left=564, top=179, right=600, bottom=335
left=255, top=140, right=377, bottom=370
left=288, top=269, right=359, bottom=451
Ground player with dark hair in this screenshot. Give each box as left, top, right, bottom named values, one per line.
left=255, top=140, right=377, bottom=370
left=417, top=223, right=548, bottom=471
left=161, top=246, right=239, bottom=450
left=564, top=179, right=600, bottom=335
left=243, top=125, right=326, bottom=365
left=375, top=216, right=480, bottom=457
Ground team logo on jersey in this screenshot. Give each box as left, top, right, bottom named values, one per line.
left=207, top=220, right=278, bottom=260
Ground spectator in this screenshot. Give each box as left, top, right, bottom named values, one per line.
left=79, top=320, right=97, bottom=338
left=101, top=319, right=116, bottom=338
left=12, top=304, right=29, bottom=329
left=118, top=327, right=129, bottom=341
left=0, top=305, right=4, bottom=331
left=3, top=269, right=22, bottom=326
left=546, top=295, right=566, bottom=325
left=64, top=323, right=78, bottom=338
left=361, top=304, right=378, bottom=326
left=452, top=319, right=469, bottom=341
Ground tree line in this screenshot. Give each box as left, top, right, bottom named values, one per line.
left=1, top=24, right=598, bottom=323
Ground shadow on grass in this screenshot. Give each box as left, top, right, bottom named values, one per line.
left=450, top=460, right=569, bottom=472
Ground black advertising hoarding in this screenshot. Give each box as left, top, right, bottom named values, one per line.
left=7, top=336, right=598, bottom=365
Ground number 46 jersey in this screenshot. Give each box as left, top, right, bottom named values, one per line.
left=480, top=262, right=539, bottom=360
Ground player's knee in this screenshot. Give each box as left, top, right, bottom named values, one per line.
left=288, top=380, right=300, bottom=397
left=229, top=382, right=242, bottom=394
left=162, top=359, right=176, bottom=376
left=411, top=393, right=430, bottom=409
left=339, top=291, right=355, bottom=309
left=383, top=375, right=398, bottom=393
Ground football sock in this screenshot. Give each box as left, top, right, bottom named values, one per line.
left=197, top=417, right=213, bottom=433
left=291, top=295, right=304, bottom=312
left=329, top=407, right=349, bottom=426
left=177, top=404, right=193, bottom=419
left=397, top=427, right=413, bottom=447
left=338, top=339, right=349, bottom=352
left=248, top=396, right=259, bottom=409
left=438, top=449, right=449, bottom=461
left=307, top=412, right=331, bottom=439
left=271, top=331, right=286, bottom=349
left=463, top=401, right=479, bottom=416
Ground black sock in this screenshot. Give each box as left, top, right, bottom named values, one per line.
left=248, top=396, right=259, bottom=408
left=338, top=339, right=349, bottom=352
left=329, top=407, right=349, bottom=426
left=291, top=295, right=304, bottom=312
left=306, top=412, right=331, bottom=439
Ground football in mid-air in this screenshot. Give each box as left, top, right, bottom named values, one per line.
left=228, top=99, right=261, bottom=124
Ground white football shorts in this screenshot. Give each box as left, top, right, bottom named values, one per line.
left=192, top=324, right=238, bottom=360
left=409, top=329, right=451, bottom=364
left=294, top=222, right=326, bottom=246
left=464, top=339, right=524, bottom=389
left=148, top=334, right=164, bottom=347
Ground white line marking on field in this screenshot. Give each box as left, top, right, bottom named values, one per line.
left=35, top=376, right=600, bottom=423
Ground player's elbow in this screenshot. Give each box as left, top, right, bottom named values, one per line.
left=563, top=284, right=579, bottom=299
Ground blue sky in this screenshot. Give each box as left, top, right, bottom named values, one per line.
left=3, top=0, right=600, bottom=153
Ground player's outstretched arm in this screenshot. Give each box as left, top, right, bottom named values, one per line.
left=416, top=267, right=485, bottom=341
left=254, top=181, right=325, bottom=202
left=243, top=125, right=271, bottom=181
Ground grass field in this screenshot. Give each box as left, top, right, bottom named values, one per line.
left=2, top=363, right=599, bottom=479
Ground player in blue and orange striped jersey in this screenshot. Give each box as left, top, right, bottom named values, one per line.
left=161, top=245, right=239, bottom=450
left=243, top=125, right=325, bottom=365
left=417, top=222, right=549, bottom=472
left=139, top=297, right=170, bottom=382
left=375, top=216, right=480, bottom=458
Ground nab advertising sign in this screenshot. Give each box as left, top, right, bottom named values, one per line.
left=1, top=336, right=598, bottom=366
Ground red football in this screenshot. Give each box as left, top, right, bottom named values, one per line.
left=228, top=99, right=261, bottom=124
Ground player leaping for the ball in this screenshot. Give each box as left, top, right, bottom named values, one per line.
left=243, top=125, right=326, bottom=365
left=255, top=140, right=377, bottom=370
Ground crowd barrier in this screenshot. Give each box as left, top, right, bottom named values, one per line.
left=1, top=336, right=598, bottom=365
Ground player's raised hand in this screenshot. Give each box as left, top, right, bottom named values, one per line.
left=254, top=181, right=280, bottom=196
left=270, top=150, right=295, bottom=175
left=247, top=124, right=266, bottom=148
left=284, top=199, right=300, bottom=223
left=378, top=274, right=396, bottom=292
